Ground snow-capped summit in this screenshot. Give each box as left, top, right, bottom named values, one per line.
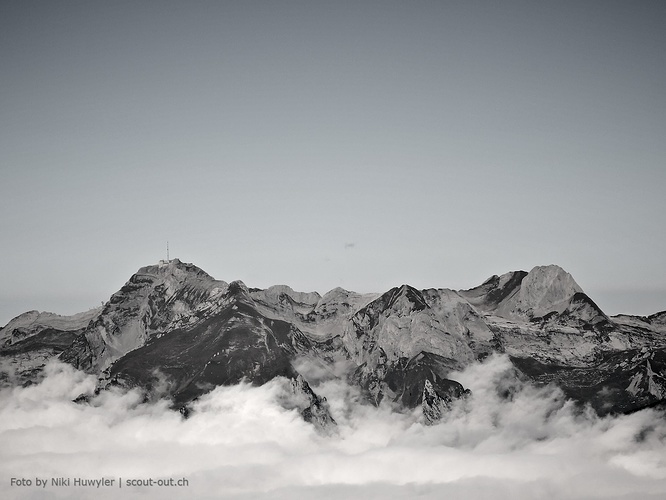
left=497, top=265, right=583, bottom=319
left=460, top=265, right=609, bottom=329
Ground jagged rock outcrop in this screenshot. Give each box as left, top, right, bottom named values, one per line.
left=511, top=348, right=666, bottom=415
left=422, top=378, right=470, bottom=425
left=288, top=375, right=336, bottom=433
left=627, top=354, right=666, bottom=401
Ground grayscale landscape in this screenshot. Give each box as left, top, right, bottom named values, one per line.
left=1, top=1, right=665, bottom=499
left=1, top=259, right=666, bottom=499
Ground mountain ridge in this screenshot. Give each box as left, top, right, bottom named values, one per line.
left=2, top=259, right=665, bottom=426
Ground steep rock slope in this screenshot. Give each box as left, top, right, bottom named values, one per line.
left=61, top=259, right=227, bottom=372
left=0, top=309, right=101, bottom=346
left=460, top=266, right=666, bottom=414
left=250, top=285, right=378, bottom=340
left=0, top=309, right=101, bottom=384
left=107, top=280, right=313, bottom=406
left=344, top=285, right=493, bottom=405
left=460, top=265, right=610, bottom=330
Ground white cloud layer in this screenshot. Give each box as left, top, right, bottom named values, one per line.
left=1, top=355, right=665, bottom=500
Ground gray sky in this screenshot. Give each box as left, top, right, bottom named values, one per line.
left=1, top=0, right=665, bottom=325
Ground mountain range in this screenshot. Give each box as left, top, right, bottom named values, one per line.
left=1, top=259, right=665, bottom=429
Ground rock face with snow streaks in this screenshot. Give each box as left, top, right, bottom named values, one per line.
left=61, top=259, right=227, bottom=372
left=344, top=284, right=492, bottom=407
left=1, top=260, right=665, bottom=426
left=0, top=309, right=101, bottom=385
left=422, top=379, right=470, bottom=425
left=289, top=374, right=337, bottom=432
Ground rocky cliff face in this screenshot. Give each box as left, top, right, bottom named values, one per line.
left=460, top=265, right=610, bottom=330
left=288, top=374, right=337, bottom=433
left=1, top=260, right=665, bottom=427
left=344, top=284, right=493, bottom=407
left=0, top=309, right=101, bottom=385
left=422, top=378, right=470, bottom=425
left=60, top=259, right=226, bottom=372
left=105, top=279, right=313, bottom=407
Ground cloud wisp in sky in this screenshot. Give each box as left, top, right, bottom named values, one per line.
left=1, top=355, right=665, bottom=500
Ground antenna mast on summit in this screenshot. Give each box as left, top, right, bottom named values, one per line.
left=167, top=241, right=169, bottom=261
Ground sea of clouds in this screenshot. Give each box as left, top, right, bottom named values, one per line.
left=1, top=354, right=665, bottom=500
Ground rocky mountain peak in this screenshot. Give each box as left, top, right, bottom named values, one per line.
left=59, top=261, right=227, bottom=373
left=288, top=374, right=336, bottom=433
left=226, top=280, right=250, bottom=296
left=261, top=285, right=321, bottom=307
left=467, top=264, right=587, bottom=322
left=422, top=379, right=448, bottom=425
left=516, top=265, right=583, bottom=313
left=139, top=258, right=216, bottom=283
left=375, top=284, right=429, bottom=317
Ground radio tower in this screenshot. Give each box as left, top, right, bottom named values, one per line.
left=167, top=241, right=170, bottom=261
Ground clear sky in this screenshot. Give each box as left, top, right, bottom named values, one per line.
left=1, top=0, right=665, bottom=326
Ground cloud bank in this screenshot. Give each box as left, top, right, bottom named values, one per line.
left=1, top=355, right=665, bottom=499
